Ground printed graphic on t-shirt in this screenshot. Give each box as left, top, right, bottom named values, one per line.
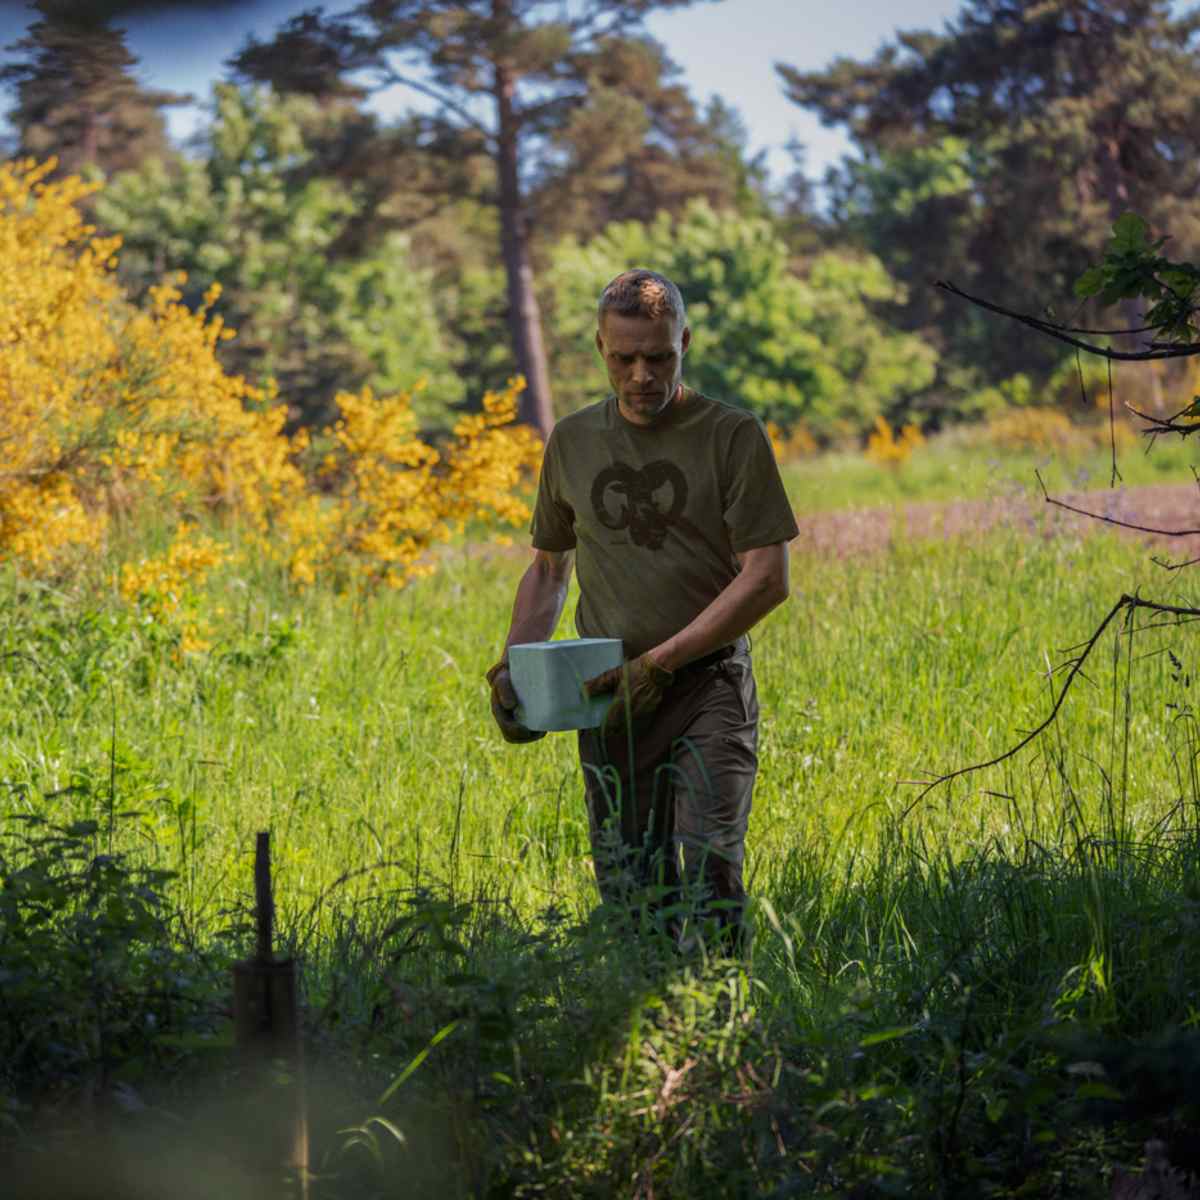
left=589, top=459, right=703, bottom=550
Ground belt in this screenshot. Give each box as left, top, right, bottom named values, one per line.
left=671, top=640, right=740, bottom=682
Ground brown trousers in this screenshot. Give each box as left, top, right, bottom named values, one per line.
left=577, top=638, right=758, bottom=944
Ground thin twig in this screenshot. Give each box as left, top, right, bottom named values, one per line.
left=1150, top=554, right=1200, bottom=572
left=1129, top=615, right=1200, bottom=634
left=0, top=650, right=53, bottom=682
left=369, top=67, right=497, bottom=149
left=1108, top=358, right=1122, bottom=488
left=934, top=280, right=1200, bottom=361
left=1034, top=468, right=1200, bottom=537
left=900, top=594, right=1200, bottom=818
left=1125, top=396, right=1200, bottom=438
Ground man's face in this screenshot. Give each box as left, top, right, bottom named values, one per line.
left=595, top=310, right=691, bottom=427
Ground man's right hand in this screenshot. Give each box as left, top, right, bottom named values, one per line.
left=486, top=660, right=546, bottom=744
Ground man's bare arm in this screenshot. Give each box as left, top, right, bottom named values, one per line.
left=648, top=542, right=790, bottom=672
left=503, top=548, right=575, bottom=652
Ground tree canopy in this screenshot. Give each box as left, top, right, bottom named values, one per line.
left=546, top=200, right=937, bottom=438
left=224, top=0, right=732, bottom=436
left=780, top=0, right=1200, bottom=388
left=0, top=0, right=191, bottom=184
left=94, top=83, right=462, bottom=428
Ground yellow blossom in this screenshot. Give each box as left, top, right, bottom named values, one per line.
left=1, top=157, right=542, bottom=611
left=865, top=415, right=924, bottom=467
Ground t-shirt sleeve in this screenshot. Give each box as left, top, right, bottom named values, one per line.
left=529, top=427, right=577, bottom=551
left=722, top=416, right=800, bottom=553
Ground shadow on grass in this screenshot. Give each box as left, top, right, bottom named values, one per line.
left=9, top=793, right=1200, bottom=1197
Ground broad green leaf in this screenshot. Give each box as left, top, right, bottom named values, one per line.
left=1111, top=212, right=1149, bottom=251
left=1160, top=268, right=1197, bottom=298
left=1074, top=266, right=1105, bottom=299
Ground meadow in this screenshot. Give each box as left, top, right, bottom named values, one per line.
left=5, top=438, right=1200, bottom=1197
left=780, top=418, right=1199, bottom=513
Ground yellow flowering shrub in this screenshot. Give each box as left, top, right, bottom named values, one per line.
left=120, top=525, right=230, bottom=653
left=981, top=406, right=1135, bottom=455
left=276, top=379, right=541, bottom=589
left=1, top=159, right=124, bottom=566
left=983, top=407, right=1074, bottom=452
left=0, top=156, right=541, bottom=639
left=766, top=420, right=819, bottom=464
left=865, top=416, right=925, bottom=467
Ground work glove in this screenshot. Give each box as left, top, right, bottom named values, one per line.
left=582, top=651, right=674, bottom=738
left=486, top=659, right=546, bottom=744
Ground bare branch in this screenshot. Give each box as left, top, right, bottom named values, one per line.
left=934, top=280, right=1200, bottom=362
left=1034, top=468, right=1200, bottom=537
left=1151, top=554, right=1200, bottom=571
left=1126, top=400, right=1200, bottom=439
left=901, top=594, right=1200, bottom=819
left=1130, top=614, right=1200, bottom=634
left=369, top=67, right=497, bottom=149
left=1107, top=359, right=1122, bottom=489
left=899, top=595, right=1135, bottom=819
left=1051, top=320, right=1162, bottom=335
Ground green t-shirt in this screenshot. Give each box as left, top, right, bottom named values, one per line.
left=530, top=386, right=800, bottom=657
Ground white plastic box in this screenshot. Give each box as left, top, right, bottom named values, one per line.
left=508, top=637, right=623, bottom=731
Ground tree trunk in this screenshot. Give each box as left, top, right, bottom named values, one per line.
left=492, top=6, right=555, bottom=440
left=79, top=104, right=99, bottom=172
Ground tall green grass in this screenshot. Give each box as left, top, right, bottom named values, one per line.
left=5, top=516, right=1200, bottom=1195
left=4, top=526, right=1192, bottom=922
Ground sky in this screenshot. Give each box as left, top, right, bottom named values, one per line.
left=640, top=0, right=966, bottom=181
left=0, top=0, right=977, bottom=186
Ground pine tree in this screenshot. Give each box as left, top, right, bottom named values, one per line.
left=226, top=0, right=724, bottom=438
left=531, top=38, right=764, bottom=241
left=0, top=1, right=191, bottom=183
left=779, top=0, right=1200, bottom=391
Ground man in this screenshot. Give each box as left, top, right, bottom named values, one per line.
left=486, top=268, right=798, bottom=947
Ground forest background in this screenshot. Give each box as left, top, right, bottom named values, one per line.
left=7, top=0, right=1199, bottom=444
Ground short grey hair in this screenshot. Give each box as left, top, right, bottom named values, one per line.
left=598, top=268, right=686, bottom=328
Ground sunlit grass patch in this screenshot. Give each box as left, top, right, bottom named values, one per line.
left=780, top=422, right=1197, bottom=512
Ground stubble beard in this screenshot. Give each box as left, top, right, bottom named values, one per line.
left=619, top=378, right=680, bottom=427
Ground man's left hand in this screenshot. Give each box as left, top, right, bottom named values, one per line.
left=583, top=652, right=674, bottom=737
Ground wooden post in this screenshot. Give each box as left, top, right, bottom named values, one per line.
left=256, top=829, right=273, bottom=964
left=232, top=831, right=309, bottom=1196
